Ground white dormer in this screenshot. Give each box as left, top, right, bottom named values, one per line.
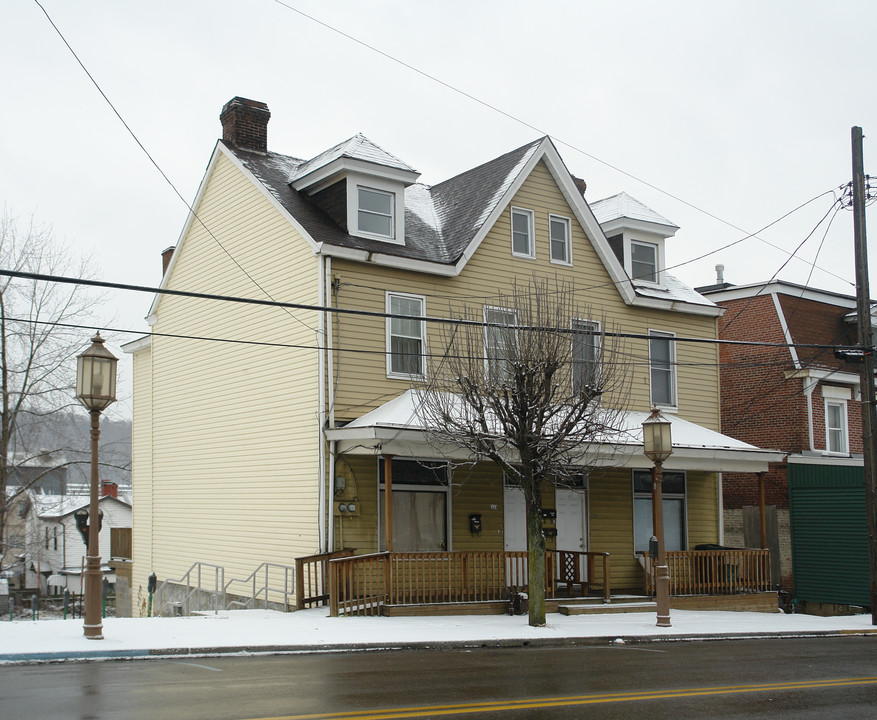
left=289, top=134, right=420, bottom=244
left=589, top=192, right=678, bottom=286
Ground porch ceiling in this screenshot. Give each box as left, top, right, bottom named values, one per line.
left=326, top=390, right=786, bottom=473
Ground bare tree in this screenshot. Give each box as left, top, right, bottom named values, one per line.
left=417, top=278, right=632, bottom=626
left=0, top=210, right=105, bottom=574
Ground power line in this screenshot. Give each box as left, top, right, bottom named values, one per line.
left=32, top=0, right=318, bottom=336
left=3, top=269, right=864, bottom=354
left=270, top=0, right=853, bottom=286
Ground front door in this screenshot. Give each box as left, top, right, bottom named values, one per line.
left=555, top=488, right=588, bottom=552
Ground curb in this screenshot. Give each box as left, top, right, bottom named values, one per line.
left=2, top=628, right=876, bottom=664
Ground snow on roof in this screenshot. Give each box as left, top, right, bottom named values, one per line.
left=328, top=390, right=785, bottom=472
left=31, top=493, right=131, bottom=519
left=288, top=133, right=417, bottom=182
left=590, top=191, right=678, bottom=230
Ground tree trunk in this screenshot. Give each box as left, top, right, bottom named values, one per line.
left=525, top=495, right=546, bottom=626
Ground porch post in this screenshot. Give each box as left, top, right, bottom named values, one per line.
left=757, top=472, right=767, bottom=549
left=652, top=462, right=671, bottom=627
left=384, top=455, right=394, bottom=552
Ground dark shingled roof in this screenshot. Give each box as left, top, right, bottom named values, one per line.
left=224, top=137, right=543, bottom=265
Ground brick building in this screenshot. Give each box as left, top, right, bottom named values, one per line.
left=698, top=277, right=869, bottom=607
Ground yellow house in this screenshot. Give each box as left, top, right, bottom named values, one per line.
left=126, top=97, right=782, bottom=613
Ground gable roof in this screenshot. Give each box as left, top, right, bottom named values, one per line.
left=152, top=132, right=719, bottom=319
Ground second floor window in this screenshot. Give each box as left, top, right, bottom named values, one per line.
left=826, top=399, right=848, bottom=454
left=649, top=331, right=676, bottom=408
left=631, top=240, right=658, bottom=283
left=485, top=306, right=518, bottom=382
left=358, top=187, right=394, bottom=239
left=571, top=319, right=599, bottom=395
left=387, top=293, right=425, bottom=377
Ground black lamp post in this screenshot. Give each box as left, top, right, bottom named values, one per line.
left=642, top=407, right=673, bottom=628
left=75, top=332, right=117, bottom=639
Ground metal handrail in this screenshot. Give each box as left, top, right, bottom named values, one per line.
left=155, top=562, right=225, bottom=616
left=224, top=562, right=296, bottom=611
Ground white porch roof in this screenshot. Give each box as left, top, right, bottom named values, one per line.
left=326, top=390, right=785, bottom=473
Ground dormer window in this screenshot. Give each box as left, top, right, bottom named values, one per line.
left=631, top=240, right=658, bottom=283
left=358, top=187, right=394, bottom=239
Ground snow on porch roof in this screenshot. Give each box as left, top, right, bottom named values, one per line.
left=325, top=390, right=786, bottom=474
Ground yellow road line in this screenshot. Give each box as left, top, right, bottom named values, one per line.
left=246, top=676, right=877, bottom=720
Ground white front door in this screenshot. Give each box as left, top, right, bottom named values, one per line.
left=556, top=488, right=588, bottom=552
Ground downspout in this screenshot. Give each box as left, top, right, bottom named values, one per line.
left=317, top=254, right=327, bottom=553
left=803, top=377, right=817, bottom=452
left=325, top=257, right=336, bottom=552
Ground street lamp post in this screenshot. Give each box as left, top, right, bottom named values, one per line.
left=642, top=407, right=673, bottom=628
left=75, top=332, right=117, bottom=639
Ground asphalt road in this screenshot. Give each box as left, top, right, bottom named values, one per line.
left=1, top=636, right=875, bottom=719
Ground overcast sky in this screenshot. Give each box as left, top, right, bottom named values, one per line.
left=2, top=1, right=876, bottom=416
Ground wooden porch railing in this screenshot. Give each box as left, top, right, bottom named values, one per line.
left=640, top=548, right=772, bottom=596
left=295, top=548, right=355, bottom=609
left=328, top=550, right=610, bottom=617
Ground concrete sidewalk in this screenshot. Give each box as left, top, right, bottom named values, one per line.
left=1, top=607, right=875, bottom=664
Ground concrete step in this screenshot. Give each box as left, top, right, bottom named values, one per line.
left=558, top=601, right=657, bottom=615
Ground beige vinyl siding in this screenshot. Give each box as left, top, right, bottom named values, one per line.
left=686, top=470, right=720, bottom=548
left=139, top=151, right=322, bottom=586
left=130, top=345, right=153, bottom=596
left=450, top=463, right=504, bottom=552
left=331, top=161, right=720, bottom=430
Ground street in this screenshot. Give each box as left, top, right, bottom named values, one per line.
left=1, top=636, right=875, bottom=719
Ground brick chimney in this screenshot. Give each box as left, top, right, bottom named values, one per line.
left=220, top=97, right=270, bottom=153
left=572, top=175, right=587, bottom=197
left=101, top=481, right=118, bottom=499
left=161, top=246, right=175, bottom=277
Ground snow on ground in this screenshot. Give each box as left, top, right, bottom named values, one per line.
left=1, top=607, right=874, bottom=660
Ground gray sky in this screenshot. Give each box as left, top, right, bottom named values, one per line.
left=2, top=1, right=876, bottom=416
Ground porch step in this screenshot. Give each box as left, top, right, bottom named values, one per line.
left=558, top=601, right=657, bottom=615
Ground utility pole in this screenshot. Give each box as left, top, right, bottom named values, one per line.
left=851, top=126, right=877, bottom=624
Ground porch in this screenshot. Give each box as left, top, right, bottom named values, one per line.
left=297, top=547, right=776, bottom=617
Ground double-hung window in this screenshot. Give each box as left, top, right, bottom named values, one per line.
left=825, top=399, right=849, bottom=454
left=633, top=470, right=686, bottom=553
left=485, top=306, right=518, bottom=382
left=649, top=331, right=676, bottom=408
left=511, top=207, right=535, bottom=258
left=358, top=186, right=395, bottom=239
left=631, top=240, right=658, bottom=283
left=571, top=319, right=599, bottom=395
left=549, top=215, right=571, bottom=265
left=387, top=293, right=426, bottom=378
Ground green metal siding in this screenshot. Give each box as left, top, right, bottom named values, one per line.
left=788, top=463, right=869, bottom=606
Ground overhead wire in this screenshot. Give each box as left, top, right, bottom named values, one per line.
left=32, top=0, right=318, bottom=336
left=270, top=0, right=853, bottom=287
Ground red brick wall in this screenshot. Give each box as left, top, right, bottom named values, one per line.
left=717, top=295, right=808, bottom=453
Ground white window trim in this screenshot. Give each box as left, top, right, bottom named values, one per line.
left=345, top=172, right=406, bottom=244
left=571, top=318, right=600, bottom=394
left=824, top=398, right=849, bottom=455
left=648, top=330, right=678, bottom=410
left=549, top=214, right=572, bottom=266
left=386, top=292, right=426, bottom=379
left=510, top=207, right=536, bottom=259
left=484, top=305, right=518, bottom=380
left=632, top=469, right=687, bottom=554
left=631, top=239, right=659, bottom=284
